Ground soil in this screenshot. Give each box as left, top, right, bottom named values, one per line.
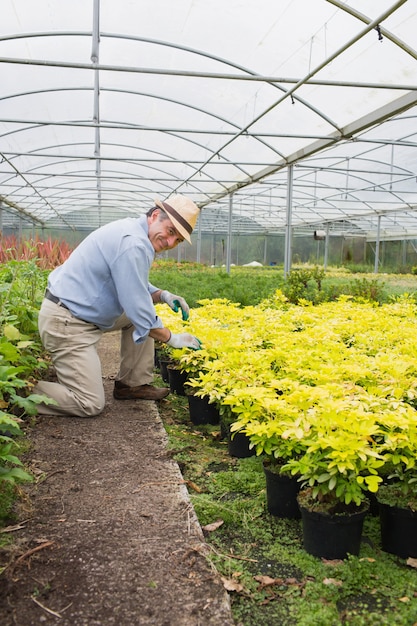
left=0, top=334, right=235, bottom=626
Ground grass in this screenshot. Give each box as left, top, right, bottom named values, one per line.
left=150, top=260, right=417, bottom=308
left=158, top=388, right=417, bottom=626
left=0, top=483, right=17, bottom=525
left=0, top=482, right=21, bottom=571
left=150, top=262, right=283, bottom=307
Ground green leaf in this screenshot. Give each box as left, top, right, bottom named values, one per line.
left=0, top=448, right=23, bottom=465
left=0, top=414, right=22, bottom=436
left=17, top=340, right=33, bottom=349
left=36, top=394, right=59, bottom=407
left=317, top=472, right=331, bottom=483
left=364, top=475, right=383, bottom=493
left=3, top=324, right=21, bottom=341
left=0, top=341, right=20, bottom=361
left=328, top=475, right=337, bottom=490
left=0, top=466, right=33, bottom=483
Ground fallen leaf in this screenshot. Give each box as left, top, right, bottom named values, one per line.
left=359, top=557, right=376, bottom=562
left=221, top=576, right=244, bottom=592
left=254, top=575, right=283, bottom=587
left=31, top=467, right=46, bottom=476
left=202, top=519, right=224, bottom=532
left=0, top=522, right=27, bottom=534
left=399, top=596, right=410, bottom=603
left=407, top=557, right=417, bottom=569
left=322, top=558, right=343, bottom=566
left=323, top=578, right=343, bottom=587
left=185, top=480, right=202, bottom=493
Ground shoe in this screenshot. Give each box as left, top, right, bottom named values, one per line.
left=113, top=381, right=170, bottom=401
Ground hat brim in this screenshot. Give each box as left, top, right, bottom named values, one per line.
left=154, top=198, right=192, bottom=244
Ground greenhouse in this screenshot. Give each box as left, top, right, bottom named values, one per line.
left=0, top=0, right=416, bottom=269
left=3, top=3, right=417, bottom=625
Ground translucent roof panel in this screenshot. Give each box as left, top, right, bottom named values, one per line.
left=0, top=0, right=416, bottom=238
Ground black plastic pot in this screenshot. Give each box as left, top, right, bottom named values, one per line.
left=367, top=491, right=380, bottom=517
left=220, top=419, right=229, bottom=441
left=228, top=431, right=256, bottom=459
left=263, top=462, right=301, bottom=519
left=159, top=358, right=171, bottom=383
left=187, top=394, right=220, bottom=425
left=167, top=366, right=188, bottom=396
left=298, top=499, right=369, bottom=560
left=379, top=502, right=417, bottom=558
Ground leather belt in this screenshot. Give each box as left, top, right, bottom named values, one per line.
left=44, top=288, right=70, bottom=310
left=44, top=289, right=98, bottom=328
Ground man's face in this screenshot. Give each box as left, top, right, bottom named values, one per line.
left=147, top=209, right=185, bottom=252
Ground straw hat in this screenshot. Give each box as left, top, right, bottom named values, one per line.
left=155, top=195, right=200, bottom=244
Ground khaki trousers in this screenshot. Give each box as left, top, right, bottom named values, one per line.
left=34, top=298, right=155, bottom=417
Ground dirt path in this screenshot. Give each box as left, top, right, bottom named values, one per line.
left=0, top=334, right=234, bottom=626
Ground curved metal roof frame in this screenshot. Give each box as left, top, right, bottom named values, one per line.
left=0, top=0, right=416, bottom=244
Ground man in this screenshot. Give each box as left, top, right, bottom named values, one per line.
left=34, top=195, right=202, bottom=418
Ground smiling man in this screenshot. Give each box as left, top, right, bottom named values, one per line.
left=34, top=195, right=201, bottom=417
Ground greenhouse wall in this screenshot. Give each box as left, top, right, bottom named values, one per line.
left=3, top=228, right=417, bottom=274
left=161, top=233, right=417, bottom=273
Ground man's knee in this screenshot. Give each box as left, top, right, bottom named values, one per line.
left=79, top=394, right=106, bottom=417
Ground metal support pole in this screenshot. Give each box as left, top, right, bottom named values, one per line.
left=324, top=224, right=330, bottom=269
left=226, top=195, right=233, bottom=274
left=196, top=212, right=202, bottom=263
left=284, top=165, right=293, bottom=277
left=374, top=215, right=381, bottom=273
left=92, top=0, right=102, bottom=226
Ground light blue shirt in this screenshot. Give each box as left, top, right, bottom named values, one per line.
left=47, top=215, right=163, bottom=343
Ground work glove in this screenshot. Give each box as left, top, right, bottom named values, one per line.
left=160, top=290, right=190, bottom=321
left=167, top=332, right=202, bottom=350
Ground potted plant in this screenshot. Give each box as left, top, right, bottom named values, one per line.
left=243, top=399, right=311, bottom=519
left=184, top=385, right=221, bottom=426
left=216, top=406, right=254, bottom=458
left=220, top=387, right=285, bottom=460
left=155, top=344, right=192, bottom=393
left=282, top=400, right=384, bottom=559
left=173, top=341, right=234, bottom=430
left=162, top=305, right=236, bottom=397
left=155, top=342, right=175, bottom=383
left=375, top=404, right=417, bottom=558
left=165, top=358, right=189, bottom=396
